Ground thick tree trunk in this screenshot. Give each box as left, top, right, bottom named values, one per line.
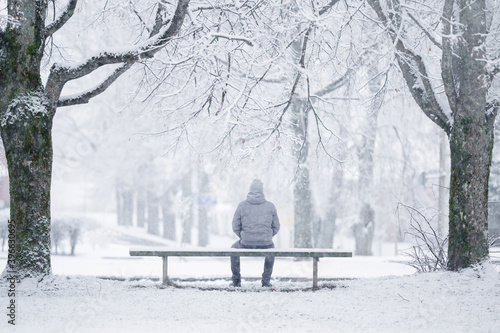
left=447, top=116, right=494, bottom=269
left=1, top=105, right=54, bottom=277
left=0, top=0, right=51, bottom=277
left=446, top=0, right=493, bottom=269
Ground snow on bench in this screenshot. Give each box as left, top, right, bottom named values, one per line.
left=129, top=248, right=353, bottom=289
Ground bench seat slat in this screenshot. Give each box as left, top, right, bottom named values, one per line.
left=129, top=248, right=352, bottom=258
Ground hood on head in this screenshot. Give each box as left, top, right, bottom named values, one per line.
left=249, top=179, right=264, bottom=193
left=247, top=179, right=266, bottom=204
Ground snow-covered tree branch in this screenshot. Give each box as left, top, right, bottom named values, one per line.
left=45, top=0, right=78, bottom=38
left=46, top=0, right=190, bottom=108
left=367, top=0, right=451, bottom=134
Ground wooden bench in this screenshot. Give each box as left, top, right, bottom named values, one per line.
left=129, top=248, right=352, bottom=289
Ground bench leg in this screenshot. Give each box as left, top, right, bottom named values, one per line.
left=162, top=256, right=169, bottom=285
left=313, top=257, right=319, bottom=290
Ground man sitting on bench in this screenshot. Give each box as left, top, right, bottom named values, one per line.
left=230, top=179, right=280, bottom=287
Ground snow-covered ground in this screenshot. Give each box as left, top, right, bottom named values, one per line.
left=0, top=218, right=499, bottom=333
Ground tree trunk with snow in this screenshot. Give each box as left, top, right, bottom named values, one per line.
left=367, top=0, right=498, bottom=269
left=291, top=98, right=313, bottom=248
left=448, top=112, right=494, bottom=269
left=0, top=0, right=190, bottom=278
left=0, top=1, right=53, bottom=277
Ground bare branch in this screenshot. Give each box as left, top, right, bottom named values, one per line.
left=144, top=0, right=190, bottom=56
left=314, top=66, right=355, bottom=97
left=319, top=0, right=342, bottom=16
left=210, top=33, right=253, bottom=46
left=45, top=0, right=78, bottom=38
left=407, top=12, right=442, bottom=50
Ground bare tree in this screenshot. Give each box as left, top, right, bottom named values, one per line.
left=366, top=0, right=500, bottom=270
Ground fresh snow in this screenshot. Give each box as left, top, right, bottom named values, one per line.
left=0, top=220, right=499, bottom=332
left=0, top=262, right=499, bottom=333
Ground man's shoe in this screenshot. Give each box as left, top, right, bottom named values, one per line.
left=230, top=282, right=241, bottom=288
left=262, top=282, right=272, bottom=288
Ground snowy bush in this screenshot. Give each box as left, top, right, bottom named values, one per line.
left=398, top=204, right=448, bottom=272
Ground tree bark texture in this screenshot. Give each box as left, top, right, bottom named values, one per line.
left=448, top=114, right=494, bottom=269
left=1, top=102, right=53, bottom=277
left=0, top=0, right=53, bottom=277
left=445, top=0, right=493, bottom=269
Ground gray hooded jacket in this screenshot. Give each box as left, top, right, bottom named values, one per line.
left=232, top=180, right=280, bottom=246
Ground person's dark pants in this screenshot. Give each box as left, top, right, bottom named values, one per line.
left=231, top=240, right=275, bottom=285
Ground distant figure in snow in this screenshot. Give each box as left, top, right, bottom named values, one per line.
left=230, top=179, right=280, bottom=287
